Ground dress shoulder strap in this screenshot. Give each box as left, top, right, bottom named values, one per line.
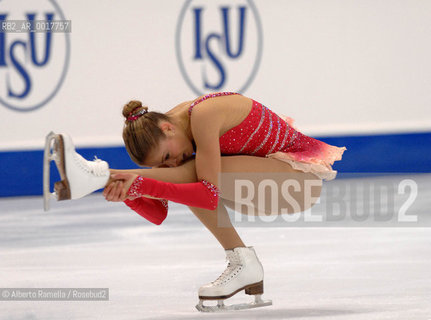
left=188, top=92, right=240, bottom=117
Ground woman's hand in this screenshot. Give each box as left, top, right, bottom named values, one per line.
left=103, top=172, right=138, bottom=202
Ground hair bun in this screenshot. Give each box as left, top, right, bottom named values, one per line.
left=122, top=100, right=148, bottom=119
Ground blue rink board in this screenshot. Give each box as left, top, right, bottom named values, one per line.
left=0, top=132, right=430, bottom=197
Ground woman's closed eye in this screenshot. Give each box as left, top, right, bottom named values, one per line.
left=162, top=153, right=170, bottom=165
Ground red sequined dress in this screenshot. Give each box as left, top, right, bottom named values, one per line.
left=188, top=92, right=346, bottom=180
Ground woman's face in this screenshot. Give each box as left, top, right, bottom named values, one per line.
left=144, top=123, right=194, bottom=168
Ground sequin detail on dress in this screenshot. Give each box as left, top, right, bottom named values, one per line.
left=159, top=199, right=169, bottom=210
left=128, top=176, right=145, bottom=198
left=188, top=92, right=346, bottom=180
left=200, top=179, right=221, bottom=208
left=188, top=92, right=239, bottom=117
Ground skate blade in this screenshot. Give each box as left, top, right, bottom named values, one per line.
left=196, top=295, right=272, bottom=312
left=43, top=131, right=71, bottom=211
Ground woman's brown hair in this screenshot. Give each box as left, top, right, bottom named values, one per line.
left=122, top=100, right=171, bottom=166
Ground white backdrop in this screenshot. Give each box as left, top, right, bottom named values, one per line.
left=0, top=0, right=430, bottom=151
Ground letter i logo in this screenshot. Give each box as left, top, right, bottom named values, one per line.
left=0, top=0, right=70, bottom=112
left=176, top=0, right=263, bottom=96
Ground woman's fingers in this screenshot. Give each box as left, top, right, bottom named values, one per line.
left=104, top=175, right=136, bottom=202
left=114, top=180, right=126, bottom=201
left=104, top=183, right=114, bottom=201
left=103, top=181, right=122, bottom=202
left=103, top=182, right=114, bottom=199
left=111, top=173, right=138, bottom=192
left=120, top=182, right=128, bottom=200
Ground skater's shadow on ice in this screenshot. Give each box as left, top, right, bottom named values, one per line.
left=259, top=308, right=369, bottom=318
left=152, top=307, right=371, bottom=319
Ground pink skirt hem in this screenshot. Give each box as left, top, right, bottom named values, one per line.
left=268, top=114, right=347, bottom=181
left=266, top=145, right=346, bottom=181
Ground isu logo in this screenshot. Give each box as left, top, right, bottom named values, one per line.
left=176, top=0, right=263, bottom=95
left=0, top=0, right=70, bottom=112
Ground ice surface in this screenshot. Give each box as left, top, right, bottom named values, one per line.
left=0, top=174, right=430, bottom=320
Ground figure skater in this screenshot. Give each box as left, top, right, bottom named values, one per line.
left=44, top=92, right=346, bottom=311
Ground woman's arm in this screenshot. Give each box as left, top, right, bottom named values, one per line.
left=189, top=98, right=225, bottom=189
left=107, top=99, right=227, bottom=210
left=109, top=159, right=198, bottom=184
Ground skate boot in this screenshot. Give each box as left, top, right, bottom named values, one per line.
left=196, top=246, right=272, bottom=312
left=43, top=132, right=110, bottom=211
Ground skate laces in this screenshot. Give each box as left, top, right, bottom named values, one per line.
left=212, top=251, right=243, bottom=286
left=73, top=153, right=108, bottom=176
left=89, top=157, right=108, bottom=176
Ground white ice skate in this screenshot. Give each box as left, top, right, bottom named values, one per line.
left=43, top=131, right=110, bottom=211
left=196, top=246, right=272, bottom=312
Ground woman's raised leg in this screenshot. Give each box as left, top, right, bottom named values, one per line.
left=110, top=159, right=197, bottom=184
left=218, top=155, right=322, bottom=215
left=111, top=155, right=322, bottom=215
left=110, top=155, right=321, bottom=249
